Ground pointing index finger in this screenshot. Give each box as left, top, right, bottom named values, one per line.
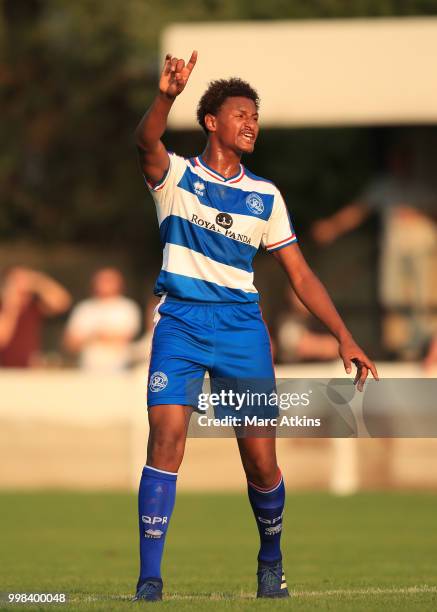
left=186, top=50, right=198, bottom=72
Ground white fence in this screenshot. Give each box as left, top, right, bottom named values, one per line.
left=1, top=362, right=436, bottom=492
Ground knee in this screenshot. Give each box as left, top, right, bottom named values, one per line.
left=147, top=430, right=186, bottom=472
left=245, top=457, right=280, bottom=489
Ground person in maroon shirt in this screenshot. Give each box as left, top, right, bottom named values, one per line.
left=0, top=267, right=71, bottom=368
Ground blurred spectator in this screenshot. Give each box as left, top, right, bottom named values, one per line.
left=64, top=267, right=141, bottom=371
left=276, top=287, right=338, bottom=363
left=311, top=146, right=437, bottom=359
left=0, top=267, right=71, bottom=368
left=423, top=333, right=437, bottom=371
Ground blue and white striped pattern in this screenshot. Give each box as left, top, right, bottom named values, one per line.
left=146, top=153, right=297, bottom=303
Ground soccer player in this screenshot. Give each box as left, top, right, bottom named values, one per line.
left=133, top=51, right=378, bottom=602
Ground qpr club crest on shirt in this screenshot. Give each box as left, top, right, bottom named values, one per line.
left=246, top=192, right=264, bottom=215
left=149, top=371, right=168, bottom=392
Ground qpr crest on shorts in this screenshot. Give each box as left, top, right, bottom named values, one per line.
left=149, top=371, right=168, bottom=392
left=246, top=192, right=264, bottom=215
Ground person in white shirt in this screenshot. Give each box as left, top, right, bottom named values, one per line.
left=64, top=267, right=141, bottom=371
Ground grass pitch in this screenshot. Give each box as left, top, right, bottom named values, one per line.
left=1, top=491, right=437, bottom=611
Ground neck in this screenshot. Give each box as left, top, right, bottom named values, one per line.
left=200, top=141, right=241, bottom=179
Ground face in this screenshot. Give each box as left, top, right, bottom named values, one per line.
left=207, top=96, right=259, bottom=154
left=92, top=268, right=124, bottom=299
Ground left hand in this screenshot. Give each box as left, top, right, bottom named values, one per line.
left=339, top=337, right=379, bottom=392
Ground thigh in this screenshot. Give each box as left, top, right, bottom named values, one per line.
left=212, top=304, right=275, bottom=379
left=147, top=301, right=211, bottom=409
left=211, top=303, right=277, bottom=419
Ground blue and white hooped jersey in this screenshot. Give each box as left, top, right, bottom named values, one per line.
left=145, top=153, right=297, bottom=303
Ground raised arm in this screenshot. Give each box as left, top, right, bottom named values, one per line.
left=135, top=50, right=197, bottom=186
left=273, top=243, right=379, bottom=390
left=311, top=201, right=371, bottom=245
left=0, top=268, right=71, bottom=347
left=28, top=270, right=72, bottom=315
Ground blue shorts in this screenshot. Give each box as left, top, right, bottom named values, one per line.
left=147, top=297, right=277, bottom=418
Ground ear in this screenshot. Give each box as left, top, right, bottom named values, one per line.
left=204, top=113, right=216, bottom=133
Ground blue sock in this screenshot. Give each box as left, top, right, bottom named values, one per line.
left=137, top=465, right=177, bottom=587
left=247, top=473, right=285, bottom=563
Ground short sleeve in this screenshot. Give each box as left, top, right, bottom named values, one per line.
left=144, top=152, right=187, bottom=221
left=261, top=189, right=298, bottom=252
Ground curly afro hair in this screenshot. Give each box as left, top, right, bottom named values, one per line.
left=196, top=77, right=259, bottom=134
